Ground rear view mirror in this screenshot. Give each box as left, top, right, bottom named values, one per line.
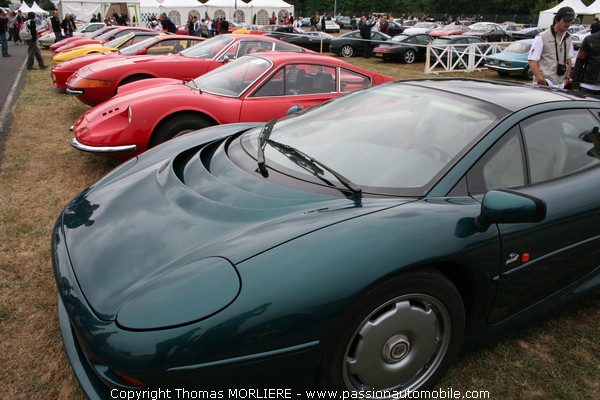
left=475, top=189, right=546, bottom=232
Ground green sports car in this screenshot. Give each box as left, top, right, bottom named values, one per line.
left=53, top=78, right=600, bottom=399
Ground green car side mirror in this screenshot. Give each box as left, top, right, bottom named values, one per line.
left=475, top=189, right=546, bottom=232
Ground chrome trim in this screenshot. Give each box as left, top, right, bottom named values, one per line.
left=484, top=64, right=525, bottom=72
left=70, top=138, right=137, bottom=154
left=66, top=88, right=84, bottom=96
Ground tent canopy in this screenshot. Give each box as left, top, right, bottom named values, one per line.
left=58, top=0, right=141, bottom=23
left=537, top=0, right=593, bottom=28
left=30, top=1, right=49, bottom=14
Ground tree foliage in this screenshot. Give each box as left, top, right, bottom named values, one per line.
left=285, top=0, right=565, bottom=16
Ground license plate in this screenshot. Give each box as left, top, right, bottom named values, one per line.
left=375, top=53, right=383, bottom=58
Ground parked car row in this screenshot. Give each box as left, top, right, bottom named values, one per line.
left=47, top=34, right=392, bottom=161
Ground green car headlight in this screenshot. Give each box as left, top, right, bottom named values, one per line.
left=117, top=257, right=241, bottom=330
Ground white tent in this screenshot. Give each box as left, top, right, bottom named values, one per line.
left=203, top=0, right=250, bottom=24
left=139, top=0, right=161, bottom=26
left=58, top=0, right=141, bottom=24
left=247, top=0, right=293, bottom=24
left=30, top=1, right=49, bottom=15
left=17, top=2, right=32, bottom=13
left=537, top=0, right=593, bottom=28
left=158, top=0, right=203, bottom=25
left=202, top=0, right=293, bottom=25
left=588, top=0, right=600, bottom=13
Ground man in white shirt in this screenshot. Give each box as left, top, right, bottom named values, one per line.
left=528, top=6, right=576, bottom=89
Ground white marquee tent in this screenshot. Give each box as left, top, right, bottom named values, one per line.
left=19, top=1, right=50, bottom=15
left=537, top=0, right=593, bottom=28
left=200, top=0, right=293, bottom=25
left=158, top=0, right=202, bottom=25
left=588, top=0, right=600, bottom=13
left=57, top=0, right=141, bottom=23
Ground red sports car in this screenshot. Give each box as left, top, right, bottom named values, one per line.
left=70, top=52, right=394, bottom=159
left=51, top=35, right=205, bottom=91
left=65, top=34, right=313, bottom=106
left=49, top=26, right=121, bottom=54
left=51, top=26, right=156, bottom=55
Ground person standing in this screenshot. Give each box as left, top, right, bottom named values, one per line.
left=15, top=10, right=24, bottom=44
left=1, top=10, right=10, bottom=57
left=50, top=10, right=62, bottom=43
left=186, top=14, right=194, bottom=35
left=160, top=13, right=176, bottom=33
left=206, top=18, right=213, bottom=37
left=359, top=16, right=376, bottom=58
left=379, top=15, right=389, bottom=34
left=61, top=13, right=76, bottom=38
left=220, top=18, right=229, bottom=34
left=25, top=12, right=47, bottom=70
left=571, top=22, right=600, bottom=95
left=528, top=6, right=575, bottom=89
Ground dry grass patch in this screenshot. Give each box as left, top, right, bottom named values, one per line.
left=0, top=50, right=598, bottom=400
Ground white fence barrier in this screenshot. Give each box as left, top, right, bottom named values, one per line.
left=425, top=41, right=510, bottom=74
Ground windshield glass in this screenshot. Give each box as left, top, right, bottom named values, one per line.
left=105, top=33, right=133, bottom=48
left=119, top=36, right=159, bottom=54
left=241, top=82, right=502, bottom=196
left=188, top=56, right=272, bottom=97
left=180, top=36, right=234, bottom=58
left=471, top=24, right=493, bottom=32
left=96, top=28, right=124, bottom=41
left=391, top=35, right=409, bottom=43
left=503, top=41, right=532, bottom=54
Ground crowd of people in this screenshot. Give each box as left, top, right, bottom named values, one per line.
left=4, top=5, right=600, bottom=92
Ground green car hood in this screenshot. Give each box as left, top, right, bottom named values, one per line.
left=60, top=132, right=411, bottom=322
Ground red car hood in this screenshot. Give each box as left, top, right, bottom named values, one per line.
left=116, top=77, right=184, bottom=96
left=86, top=53, right=192, bottom=73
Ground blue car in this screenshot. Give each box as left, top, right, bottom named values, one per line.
left=485, top=39, right=534, bottom=79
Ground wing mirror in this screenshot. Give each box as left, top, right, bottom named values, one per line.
left=286, top=105, right=304, bottom=115
left=475, top=190, right=546, bottom=232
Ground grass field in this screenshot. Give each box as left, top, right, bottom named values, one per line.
left=0, top=49, right=599, bottom=400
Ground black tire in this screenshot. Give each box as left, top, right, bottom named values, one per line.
left=402, top=49, right=417, bottom=64
left=316, top=268, right=465, bottom=393
left=149, top=113, right=213, bottom=148
left=523, top=66, right=533, bottom=80
left=340, top=45, right=355, bottom=57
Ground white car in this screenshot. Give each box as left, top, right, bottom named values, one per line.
left=321, top=18, right=340, bottom=33
left=402, top=22, right=440, bottom=35
left=39, top=22, right=106, bottom=48
left=571, top=28, right=590, bottom=49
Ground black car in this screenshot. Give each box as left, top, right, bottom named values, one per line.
left=329, top=30, right=392, bottom=57
left=373, top=33, right=433, bottom=63
left=335, top=16, right=356, bottom=29
left=430, top=35, right=489, bottom=67
left=385, top=21, right=406, bottom=36
left=465, top=22, right=508, bottom=42
left=510, top=27, right=544, bottom=41
left=265, top=31, right=334, bottom=53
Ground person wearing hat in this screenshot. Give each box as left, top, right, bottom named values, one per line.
left=528, top=6, right=576, bottom=88
left=572, top=22, right=600, bottom=95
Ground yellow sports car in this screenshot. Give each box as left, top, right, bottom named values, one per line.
left=53, top=31, right=160, bottom=63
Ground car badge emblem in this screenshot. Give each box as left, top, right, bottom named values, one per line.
left=506, top=252, right=530, bottom=265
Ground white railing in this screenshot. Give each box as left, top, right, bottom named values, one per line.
left=425, top=41, right=509, bottom=74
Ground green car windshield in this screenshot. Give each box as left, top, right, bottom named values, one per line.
left=242, top=82, right=502, bottom=196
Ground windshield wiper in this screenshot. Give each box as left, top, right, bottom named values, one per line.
left=267, top=139, right=362, bottom=197
left=256, top=118, right=277, bottom=176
